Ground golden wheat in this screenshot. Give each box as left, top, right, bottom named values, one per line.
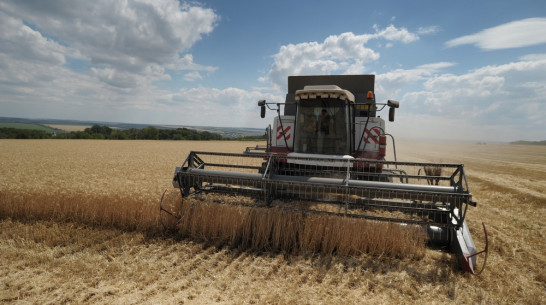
left=0, top=140, right=251, bottom=227
left=1, top=139, right=426, bottom=259
left=1, top=139, right=545, bottom=304
left=169, top=194, right=426, bottom=258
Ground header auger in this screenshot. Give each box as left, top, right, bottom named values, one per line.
left=164, top=75, right=488, bottom=274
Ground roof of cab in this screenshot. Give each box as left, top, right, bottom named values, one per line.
left=295, top=85, right=355, bottom=103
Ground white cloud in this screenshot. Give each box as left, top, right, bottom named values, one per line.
left=520, top=53, right=546, bottom=61
left=91, top=66, right=170, bottom=88
left=416, top=62, right=456, bottom=70
left=375, top=62, right=455, bottom=98
left=167, top=54, right=217, bottom=72
left=0, top=1, right=273, bottom=127
left=0, top=0, right=218, bottom=88
left=183, top=71, right=203, bottom=82
left=162, top=87, right=279, bottom=127
left=417, top=26, right=441, bottom=35
left=0, top=11, right=77, bottom=66
left=266, top=26, right=419, bottom=90
left=445, top=18, right=546, bottom=50
left=372, top=24, right=418, bottom=43
left=391, top=56, right=546, bottom=141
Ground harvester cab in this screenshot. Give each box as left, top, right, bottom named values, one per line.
left=259, top=75, right=398, bottom=166
left=166, top=74, right=488, bottom=274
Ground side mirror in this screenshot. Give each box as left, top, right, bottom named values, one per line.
left=389, top=107, right=395, bottom=122
left=387, top=100, right=399, bottom=122
left=258, top=100, right=266, bottom=118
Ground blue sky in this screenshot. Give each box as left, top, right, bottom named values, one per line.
left=0, top=0, right=545, bottom=142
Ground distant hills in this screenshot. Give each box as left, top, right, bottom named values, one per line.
left=2, top=116, right=543, bottom=144
left=509, top=140, right=546, bottom=146
left=0, top=116, right=264, bottom=139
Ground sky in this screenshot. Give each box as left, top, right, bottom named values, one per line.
left=0, top=0, right=545, bottom=142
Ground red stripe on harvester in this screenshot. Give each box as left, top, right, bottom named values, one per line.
left=276, top=126, right=291, bottom=140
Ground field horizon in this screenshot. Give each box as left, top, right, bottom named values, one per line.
left=0, top=117, right=266, bottom=138
left=1, top=139, right=544, bottom=304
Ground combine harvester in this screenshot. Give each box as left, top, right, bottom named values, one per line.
left=164, top=75, right=488, bottom=274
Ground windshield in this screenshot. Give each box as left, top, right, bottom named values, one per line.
left=294, top=99, right=350, bottom=155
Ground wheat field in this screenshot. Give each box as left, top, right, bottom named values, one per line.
left=1, top=139, right=544, bottom=304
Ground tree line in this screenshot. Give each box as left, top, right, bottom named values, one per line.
left=0, top=124, right=266, bottom=141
